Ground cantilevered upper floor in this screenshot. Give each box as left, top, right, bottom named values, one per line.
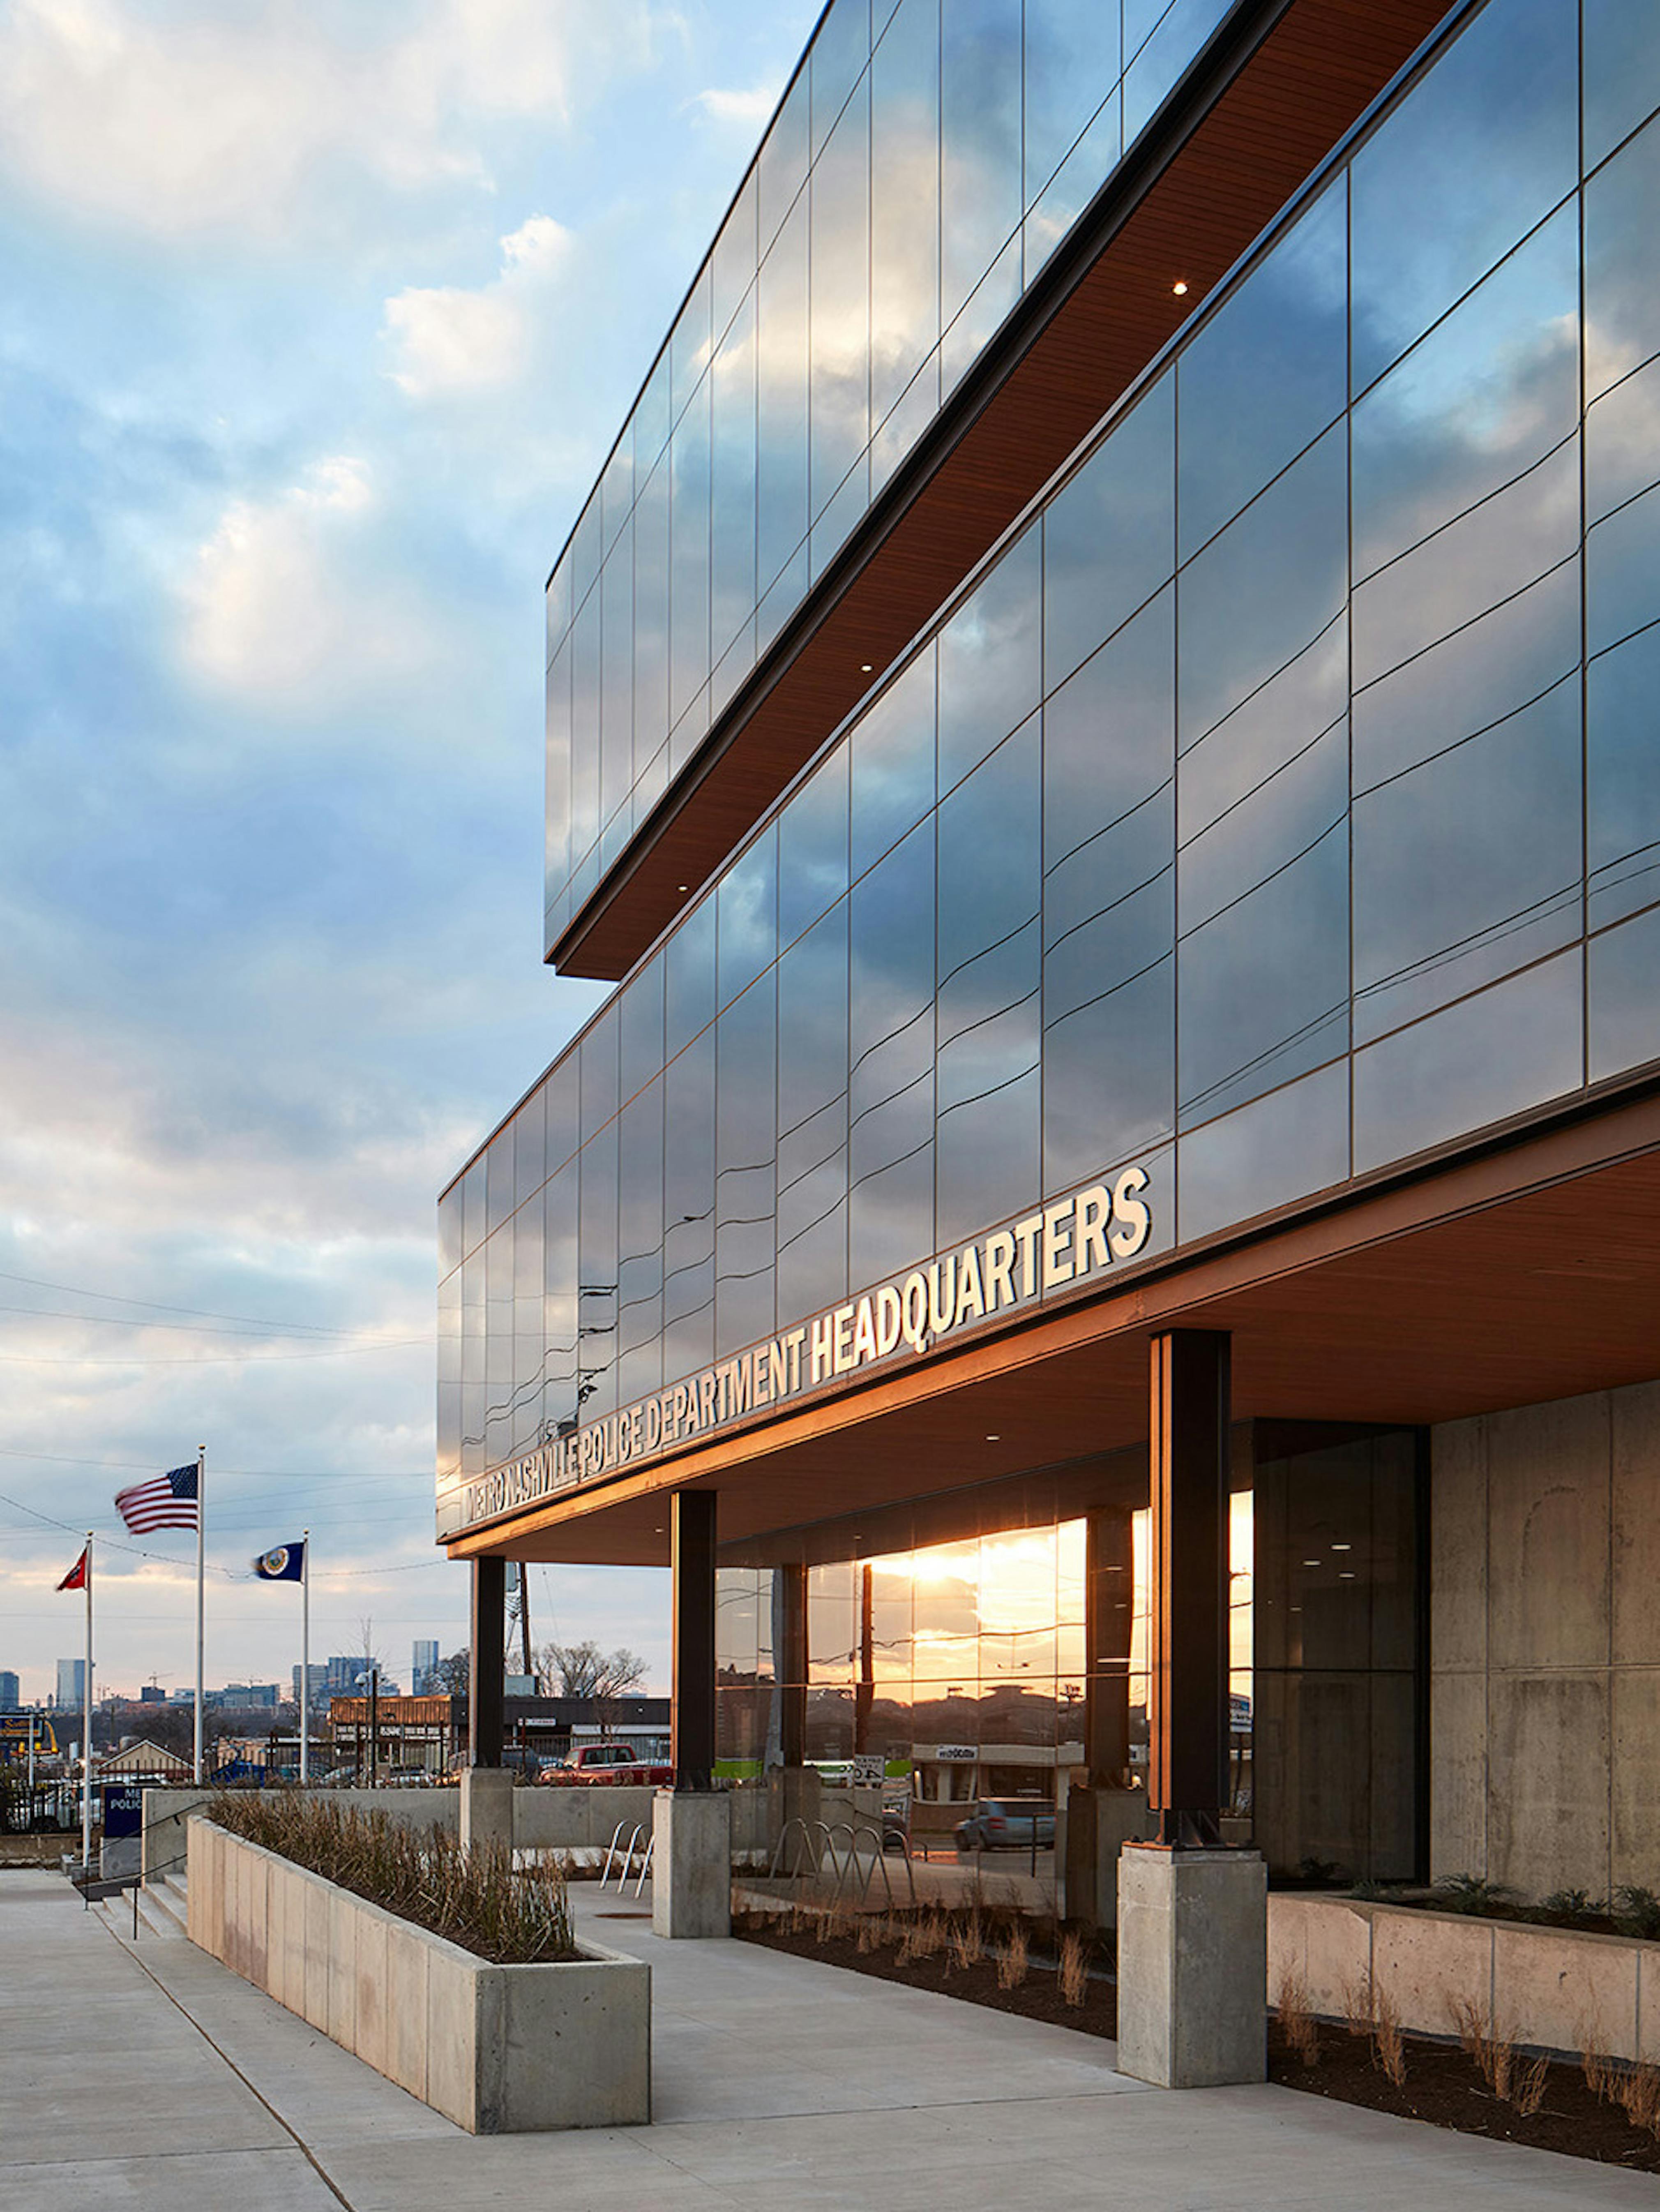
left=544, top=0, right=1453, bottom=977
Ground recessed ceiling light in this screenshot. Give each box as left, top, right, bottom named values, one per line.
left=1339, top=1571, right=1356, bottom=1580
left=1331, top=1542, right=1351, bottom=1551
left=1301, top=1559, right=1320, bottom=1567
left=1172, top=280, right=1189, bottom=296
left=677, top=883, right=688, bottom=891
left=860, top=662, right=873, bottom=673
left=985, top=1433, right=1000, bottom=1441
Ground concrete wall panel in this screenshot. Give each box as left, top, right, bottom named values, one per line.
left=1431, top=1418, right=1487, bottom=1672
left=327, top=1883, right=357, bottom=2049
left=1487, top=1672, right=1610, bottom=1899
left=1612, top=1668, right=1660, bottom=1895
left=303, top=1869, right=330, bottom=2029
left=1429, top=1669, right=1488, bottom=1882
left=354, top=1907, right=390, bottom=2077
left=1372, top=1907, right=1493, bottom=2038
left=1493, top=1921, right=1637, bottom=2061
left=1486, top=1395, right=1610, bottom=1673
left=1614, top=1382, right=1660, bottom=1667
left=385, top=1921, right=429, bottom=2101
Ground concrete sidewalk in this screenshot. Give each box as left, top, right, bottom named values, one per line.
left=3, top=1867, right=1655, bottom=2212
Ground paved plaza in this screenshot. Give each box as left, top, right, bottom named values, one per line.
left=2, top=1866, right=1654, bottom=2211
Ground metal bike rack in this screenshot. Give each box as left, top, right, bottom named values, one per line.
left=601, top=1820, right=649, bottom=1892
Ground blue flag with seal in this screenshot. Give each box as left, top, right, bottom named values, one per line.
left=252, top=1540, right=305, bottom=1582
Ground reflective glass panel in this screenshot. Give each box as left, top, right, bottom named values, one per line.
left=1044, top=374, right=1174, bottom=694
left=938, top=532, right=1041, bottom=793
left=1589, top=903, right=1660, bottom=1081
left=1588, top=620, right=1660, bottom=930
left=1177, top=422, right=1347, bottom=754
left=941, top=0, right=1021, bottom=332
left=1349, top=0, right=1577, bottom=395
left=810, top=83, right=870, bottom=520
left=1352, top=677, right=1582, bottom=1044
left=1178, top=823, right=1348, bottom=1124
left=779, top=746, right=849, bottom=951
left=1178, top=178, right=1346, bottom=560
left=1352, top=951, right=1583, bottom=1173
left=1584, top=0, right=1660, bottom=172
left=1585, top=111, right=1660, bottom=402
left=870, top=0, right=940, bottom=428
left=852, top=647, right=937, bottom=878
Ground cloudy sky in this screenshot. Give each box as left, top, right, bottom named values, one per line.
left=0, top=0, right=815, bottom=1708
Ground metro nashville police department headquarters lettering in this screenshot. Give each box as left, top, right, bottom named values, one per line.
left=457, top=1165, right=1152, bottom=1533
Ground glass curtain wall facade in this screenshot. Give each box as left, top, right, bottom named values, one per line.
left=443, top=0, right=1660, bottom=1527
left=544, top=0, right=1241, bottom=947
left=713, top=1423, right=1421, bottom=1881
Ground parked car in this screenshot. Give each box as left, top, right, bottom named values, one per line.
left=537, top=1743, right=674, bottom=1785
left=953, top=1799, right=1056, bottom=1852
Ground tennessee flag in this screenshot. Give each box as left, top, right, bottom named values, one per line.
left=252, top=1541, right=305, bottom=1582
left=56, top=1546, right=88, bottom=1591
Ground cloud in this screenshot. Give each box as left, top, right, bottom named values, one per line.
left=692, top=82, right=779, bottom=132
left=383, top=214, right=572, bottom=399
left=178, top=454, right=437, bottom=707
left=0, top=0, right=659, bottom=244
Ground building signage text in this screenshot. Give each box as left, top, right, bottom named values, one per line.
left=453, top=1165, right=1153, bottom=1536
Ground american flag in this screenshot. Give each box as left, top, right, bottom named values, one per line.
left=115, top=1464, right=199, bottom=1534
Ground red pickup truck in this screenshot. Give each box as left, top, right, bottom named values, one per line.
left=537, top=1743, right=673, bottom=1785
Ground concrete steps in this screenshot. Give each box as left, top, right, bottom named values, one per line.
left=97, top=1875, right=189, bottom=1942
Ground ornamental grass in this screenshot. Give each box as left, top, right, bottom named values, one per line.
left=206, top=1792, right=574, bottom=1966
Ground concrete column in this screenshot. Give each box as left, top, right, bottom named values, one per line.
left=1117, top=1845, right=1266, bottom=2086
left=652, top=1787, right=731, bottom=1938
left=1065, top=1785, right=1153, bottom=1931
left=468, top=1556, right=505, bottom=1769
left=459, top=1765, right=514, bottom=1854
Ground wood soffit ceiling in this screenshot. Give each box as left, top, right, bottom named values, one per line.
left=449, top=1091, right=1660, bottom=1569
left=552, top=0, right=1459, bottom=981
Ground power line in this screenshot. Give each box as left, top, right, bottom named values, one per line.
left=0, top=1265, right=373, bottom=1336
left=0, top=1448, right=430, bottom=1476
left=0, top=1338, right=428, bottom=1367
left=0, top=1300, right=412, bottom=1342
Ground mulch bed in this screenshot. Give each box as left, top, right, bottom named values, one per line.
left=733, top=1910, right=1660, bottom=2170
left=1268, top=2018, right=1660, bottom=2174
left=731, top=1910, right=1117, bottom=2038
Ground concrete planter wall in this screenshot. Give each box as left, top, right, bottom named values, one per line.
left=147, top=1782, right=761, bottom=1884
left=1270, top=1891, right=1660, bottom=2061
left=186, top=1816, right=649, bottom=2132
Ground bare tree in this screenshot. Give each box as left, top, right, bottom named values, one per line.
left=537, top=1640, right=646, bottom=1702
left=432, top=1649, right=470, bottom=1695
left=355, top=1617, right=393, bottom=1681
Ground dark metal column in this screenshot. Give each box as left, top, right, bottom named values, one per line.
left=469, top=1556, right=505, bottom=1767
left=777, top=1560, right=807, bottom=1768
left=1085, top=1508, right=1135, bottom=1786
left=1148, top=1329, right=1231, bottom=1847
left=671, top=1490, right=717, bottom=1792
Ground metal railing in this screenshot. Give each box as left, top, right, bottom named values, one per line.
left=600, top=1819, right=654, bottom=1897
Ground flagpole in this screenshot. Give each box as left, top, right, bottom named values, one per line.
left=82, top=1530, right=93, bottom=1874
left=194, top=1444, right=205, bottom=1786
left=300, top=1527, right=310, bottom=1787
